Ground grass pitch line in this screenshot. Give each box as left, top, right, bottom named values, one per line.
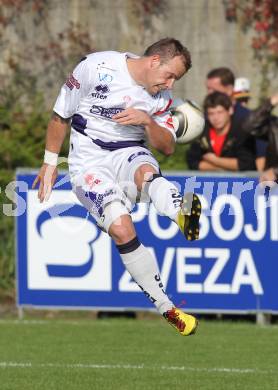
left=0, top=361, right=276, bottom=375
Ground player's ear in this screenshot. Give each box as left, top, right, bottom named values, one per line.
left=150, top=54, right=161, bottom=68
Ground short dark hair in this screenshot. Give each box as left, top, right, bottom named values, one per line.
left=206, top=67, right=235, bottom=86
left=144, top=38, right=192, bottom=71
left=203, top=91, right=233, bottom=112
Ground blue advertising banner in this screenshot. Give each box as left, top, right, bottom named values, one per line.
left=15, top=170, right=278, bottom=313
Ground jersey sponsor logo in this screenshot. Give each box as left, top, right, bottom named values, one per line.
left=98, top=73, right=113, bottom=83
left=85, top=189, right=117, bottom=217
left=84, top=173, right=102, bottom=189
left=95, top=84, right=109, bottom=93
left=91, top=84, right=110, bottom=100
left=90, top=105, right=124, bottom=119
left=128, top=151, right=151, bottom=162
left=65, top=74, right=80, bottom=90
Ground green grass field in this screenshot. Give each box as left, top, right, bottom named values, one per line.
left=0, top=316, right=277, bottom=390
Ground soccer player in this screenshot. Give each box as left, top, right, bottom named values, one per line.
left=33, top=38, right=201, bottom=336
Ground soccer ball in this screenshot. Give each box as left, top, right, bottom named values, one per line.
left=171, top=99, right=205, bottom=144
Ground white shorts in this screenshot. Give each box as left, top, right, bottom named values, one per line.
left=68, top=130, right=160, bottom=231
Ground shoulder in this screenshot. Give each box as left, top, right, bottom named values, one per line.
left=153, top=90, right=173, bottom=113
left=233, top=102, right=250, bottom=120
left=81, top=51, right=123, bottom=65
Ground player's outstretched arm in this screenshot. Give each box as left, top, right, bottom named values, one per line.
left=32, top=112, right=70, bottom=202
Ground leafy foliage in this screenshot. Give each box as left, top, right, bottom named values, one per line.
left=224, top=0, right=278, bottom=95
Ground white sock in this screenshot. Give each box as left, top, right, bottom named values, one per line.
left=146, top=176, right=182, bottom=220
left=118, top=242, right=173, bottom=315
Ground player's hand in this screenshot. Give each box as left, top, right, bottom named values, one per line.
left=32, top=163, right=58, bottom=202
left=112, top=108, right=151, bottom=126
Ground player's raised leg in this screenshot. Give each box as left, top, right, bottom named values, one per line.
left=108, top=213, right=198, bottom=336
left=135, top=164, right=201, bottom=241
left=133, top=163, right=199, bottom=335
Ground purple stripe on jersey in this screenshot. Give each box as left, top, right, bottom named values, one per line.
left=71, top=114, right=87, bottom=135
left=92, top=138, right=146, bottom=151
left=71, top=113, right=146, bottom=151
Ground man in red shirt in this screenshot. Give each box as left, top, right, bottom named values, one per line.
left=205, top=67, right=265, bottom=171
left=187, top=92, right=256, bottom=171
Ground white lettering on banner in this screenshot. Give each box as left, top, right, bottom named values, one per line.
left=211, top=195, right=243, bottom=240
left=270, top=196, right=278, bottom=241
left=118, top=246, right=263, bottom=295
left=177, top=248, right=202, bottom=293
left=128, top=191, right=277, bottom=242
left=118, top=270, right=139, bottom=292
left=244, top=196, right=266, bottom=241
left=175, top=247, right=263, bottom=295
left=231, top=249, right=263, bottom=294
left=131, top=203, right=148, bottom=223
left=149, top=204, right=179, bottom=240
left=203, top=249, right=230, bottom=293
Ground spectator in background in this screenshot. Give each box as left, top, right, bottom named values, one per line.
left=206, top=67, right=266, bottom=171
left=206, top=67, right=248, bottom=121
left=234, top=77, right=251, bottom=108
left=243, top=93, right=278, bottom=184
left=187, top=92, right=256, bottom=171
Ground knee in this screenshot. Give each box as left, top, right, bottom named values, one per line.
left=108, top=215, right=136, bottom=245
left=134, top=164, right=159, bottom=191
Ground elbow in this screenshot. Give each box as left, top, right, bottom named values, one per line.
left=163, top=144, right=175, bottom=156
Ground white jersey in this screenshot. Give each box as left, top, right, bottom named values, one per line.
left=53, top=51, right=176, bottom=149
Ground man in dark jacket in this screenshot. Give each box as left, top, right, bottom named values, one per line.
left=242, top=94, right=278, bottom=183
left=187, top=92, right=256, bottom=171
left=206, top=67, right=266, bottom=170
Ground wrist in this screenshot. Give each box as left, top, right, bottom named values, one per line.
left=44, top=150, right=58, bottom=166
left=144, top=115, right=153, bottom=127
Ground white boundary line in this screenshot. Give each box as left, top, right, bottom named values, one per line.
left=0, top=361, right=277, bottom=375
left=0, top=319, right=159, bottom=327
left=0, top=319, right=277, bottom=331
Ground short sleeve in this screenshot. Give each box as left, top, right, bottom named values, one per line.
left=53, top=56, right=96, bottom=119
left=152, top=96, right=176, bottom=141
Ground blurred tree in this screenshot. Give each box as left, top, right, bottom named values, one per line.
left=224, top=0, right=278, bottom=96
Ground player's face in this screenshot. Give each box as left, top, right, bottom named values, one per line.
left=146, top=55, right=186, bottom=95
left=206, top=77, right=233, bottom=97
left=207, top=105, right=233, bottom=131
